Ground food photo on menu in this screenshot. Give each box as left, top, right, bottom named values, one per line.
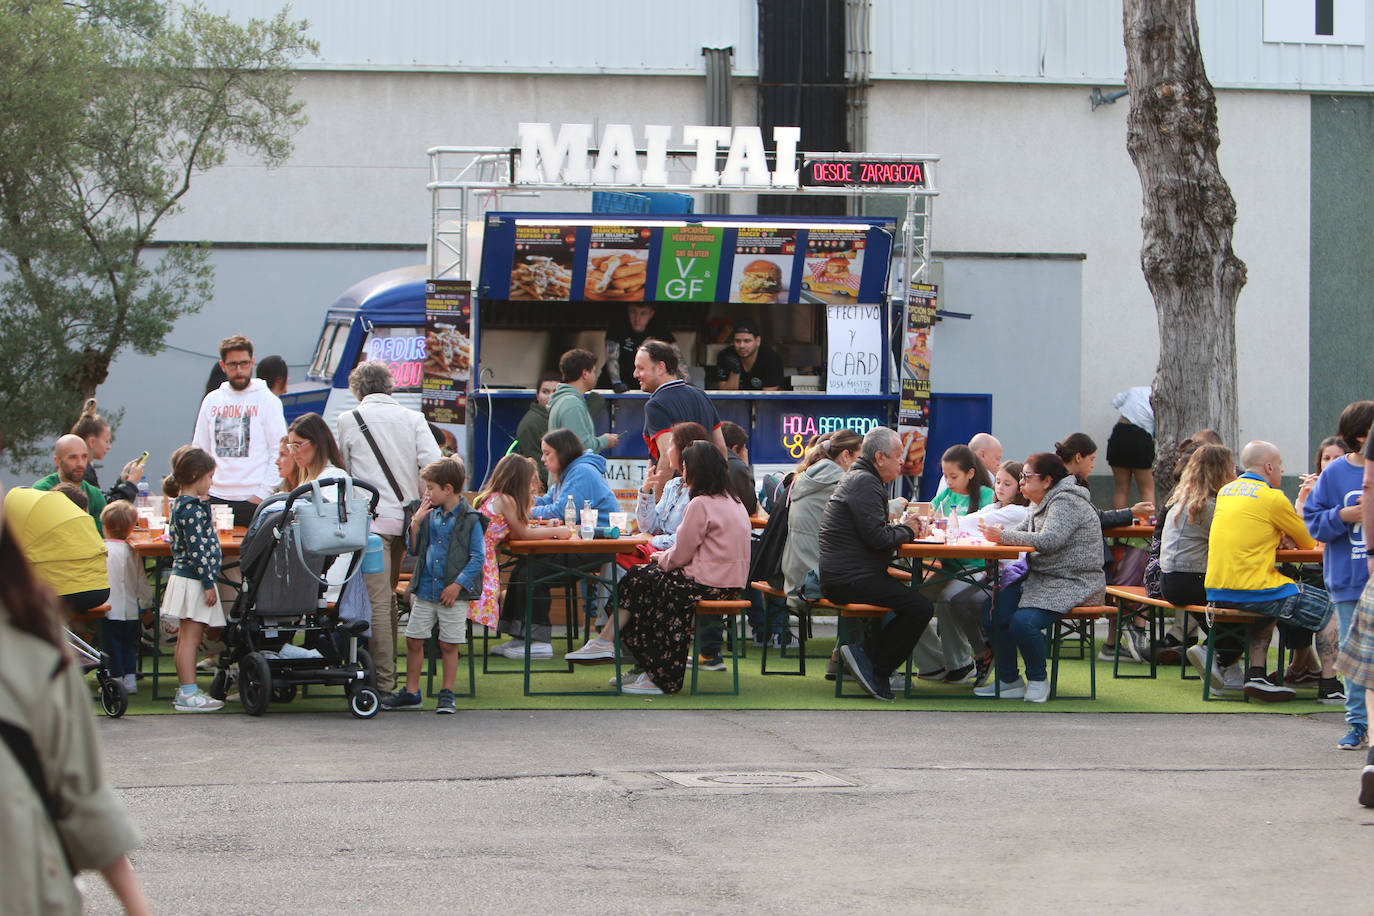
left=583, top=250, right=648, bottom=301
left=424, top=324, right=472, bottom=381
left=509, top=254, right=573, bottom=300
left=730, top=256, right=788, bottom=304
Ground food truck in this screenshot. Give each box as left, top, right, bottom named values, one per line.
left=292, top=124, right=991, bottom=500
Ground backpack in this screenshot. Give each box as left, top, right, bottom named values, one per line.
left=748, top=472, right=794, bottom=583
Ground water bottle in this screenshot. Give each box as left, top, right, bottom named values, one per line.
left=579, top=499, right=595, bottom=541
left=136, top=479, right=151, bottom=511
left=948, top=507, right=960, bottom=540
left=564, top=495, right=577, bottom=530
left=362, top=533, right=385, bottom=574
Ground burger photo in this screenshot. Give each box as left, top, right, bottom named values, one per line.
left=738, top=259, right=783, bottom=303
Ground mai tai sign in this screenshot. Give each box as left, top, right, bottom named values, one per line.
left=515, top=122, right=802, bottom=189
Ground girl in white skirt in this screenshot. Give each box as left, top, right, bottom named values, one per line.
left=163, top=447, right=225, bottom=712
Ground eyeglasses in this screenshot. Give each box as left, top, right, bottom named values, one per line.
left=224, top=359, right=252, bottom=369
left=286, top=440, right=308, bottom=451
left=1020, top=472, right=1043, bottom=481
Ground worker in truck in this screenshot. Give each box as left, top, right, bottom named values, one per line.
left=598, top=303, right=683, bottom=392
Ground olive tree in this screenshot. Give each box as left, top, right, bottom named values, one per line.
left=0, top=0, right=315, bottom=467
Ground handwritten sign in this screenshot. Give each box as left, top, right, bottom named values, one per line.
left=825, top=304, right=881, bottom=395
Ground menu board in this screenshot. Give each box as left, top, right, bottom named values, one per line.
left=583, top=225, right=652, bottom=301
left=729, top=227, right=797, bottom=304
left=421, top=279, right=472, bottom=426
left=509, top=225, right=576, bottom=300
left=898, top=284, right=937, bottom=478
left=801, top=228, right=866, bottom=303
left=655, top=225, right=724, bottom=302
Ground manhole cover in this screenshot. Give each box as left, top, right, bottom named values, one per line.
left=655, top=770, right=855, bottom=789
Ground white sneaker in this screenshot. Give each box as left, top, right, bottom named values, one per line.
left=490, top=639, right=522, bottom=657
left=1221, top=662, right=1246, bottom=690
left=974, top=678, right=1026, bottom=699
left=889, top=672, right=908, bottom=691
left=173, top=689, right=223, bottom=712
left=621, top=673, right=663, bottom=695
left=566, top=638, right=616, bottom=661
left=1186, top=645, right=1225, bottom=690
left=122, top=673, right=137, bottom=695
left=497, top=640, right=552, bottom=659
left=1023, top=679, right=1050, bottom=703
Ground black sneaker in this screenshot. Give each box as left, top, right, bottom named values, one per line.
left=1242, top=674, right=1296, bottom=703
left=1317, top=678, right=1348, bottom=705
left=435, top=689, right=456, bottom=714
left=839, top=645, right=892, bottom=702
left=381, top=689, right=423, bottom=711
left=691, top=653, right=726, bottom=672
left=1361, top=765, right=1374, bottom=808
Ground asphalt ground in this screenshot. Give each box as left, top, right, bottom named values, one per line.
left=80, top=709, right=1368, bottom=914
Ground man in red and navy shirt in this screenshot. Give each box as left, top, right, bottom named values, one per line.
left=632, top=339, right=726, bottom=477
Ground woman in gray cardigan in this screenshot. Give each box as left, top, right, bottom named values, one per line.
left=976, top=452, right=1106, bottom=702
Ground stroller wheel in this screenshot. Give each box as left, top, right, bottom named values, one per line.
left=272, top=684, right=298, bottom=703
left=239, top=652, right=272, bottom=716
left=99, top=678, right=128, bottom=718
left=349, top=686, right=380, bottom=719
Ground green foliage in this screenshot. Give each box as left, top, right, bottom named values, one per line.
left=0, top=0, right=316, bottom=468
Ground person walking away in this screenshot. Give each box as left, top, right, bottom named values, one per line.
left=382, top=458, right=486, bottom=714
left=336, top=361, right=441, bottom=698
left=0, top=486, right=149, bottom=915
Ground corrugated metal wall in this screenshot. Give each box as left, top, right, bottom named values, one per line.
left=193, top=0, right=1373, bottom=90
left=195, top=0, right=759, bottom=74
left=870, top=0, right=1374, bottom=91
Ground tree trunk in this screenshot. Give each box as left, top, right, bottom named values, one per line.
left=1123, top=0, right=1246, bottom=503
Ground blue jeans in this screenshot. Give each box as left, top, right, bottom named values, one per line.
left=1336, top=599, right=1368, bottom=729
left=993, top=593, right=1059, bottom=684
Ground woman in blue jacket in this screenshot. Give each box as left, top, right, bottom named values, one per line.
left=1304, top=400, right=1374, bottom=750
left=492, top=428, right=619, bottom=660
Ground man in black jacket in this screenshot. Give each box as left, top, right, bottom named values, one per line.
left=819, top=427, right=931, bottom=701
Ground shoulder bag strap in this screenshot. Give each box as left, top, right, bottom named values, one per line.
left=1, top=712, right=74, bottom=874
left=351, top=409, right=405, bottom=503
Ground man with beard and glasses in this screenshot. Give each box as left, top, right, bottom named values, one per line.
left=191, top=334, right=287, bottom=528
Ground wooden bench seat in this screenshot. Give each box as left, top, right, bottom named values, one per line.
left=691, top=599, right=752, bottom=695
left=1104, top=585, right=1268, bottom=701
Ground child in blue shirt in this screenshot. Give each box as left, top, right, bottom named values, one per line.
left=1303, top=401, right=1374, bottom=750
left=383, top=458, right=485, bottom=714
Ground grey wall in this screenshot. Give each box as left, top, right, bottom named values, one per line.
left=930, top=253, right=1085, bottom=464
left=0, top=247, right=421, bottom=491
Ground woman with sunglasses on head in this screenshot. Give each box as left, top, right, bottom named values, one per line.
left=976, top=453, right=1106, bottom=703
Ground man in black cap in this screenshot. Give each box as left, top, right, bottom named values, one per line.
left=714, top=318, right=785, bottom=391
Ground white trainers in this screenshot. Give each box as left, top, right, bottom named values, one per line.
left=496, top=640, right=552, bottom=659
left=974, top=678, right=1026, bottom=699
left=1023, top=679, right=1050, bottom=703
left=621, top=673, right=663, bottom=695
left=173, top=689, right=223, bottom=712
left=490, top=639, right=522, bottom=657
left=1186, top=645, right=1226, bottom=690
left=566, top=638, right=616, bottom=661
left=122, top=673, right=137, bottom=695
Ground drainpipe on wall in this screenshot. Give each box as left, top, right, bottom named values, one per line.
left=703, top=46, right=734, bottom=215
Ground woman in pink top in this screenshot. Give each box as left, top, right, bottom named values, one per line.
left=615, top=442, right=751, bottom=695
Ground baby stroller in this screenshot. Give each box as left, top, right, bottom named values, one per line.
left=209, top=478, right=382, bottom=718
left=67, top=628, right=127, bottom=718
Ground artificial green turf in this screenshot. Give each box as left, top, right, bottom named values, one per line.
left=97, top=638, right=1343, bottom=717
